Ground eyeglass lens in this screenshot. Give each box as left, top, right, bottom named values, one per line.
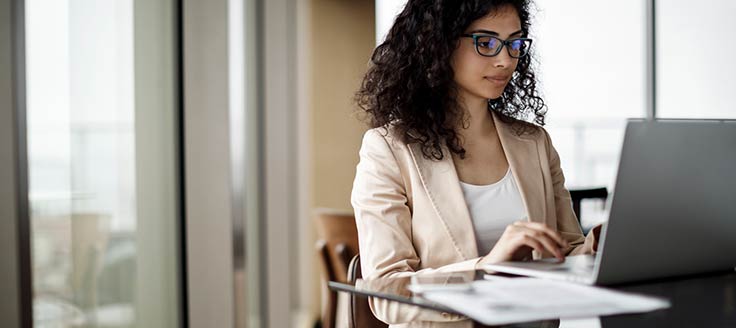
left=475, top=36, right=530, bottom=58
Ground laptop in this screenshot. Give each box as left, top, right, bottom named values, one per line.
left=484, top=119, right=736, bottom=285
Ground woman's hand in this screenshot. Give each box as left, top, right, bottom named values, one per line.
left=591, top=223, right=603, bottom=252
left=477, top=221, right=569, bottom=267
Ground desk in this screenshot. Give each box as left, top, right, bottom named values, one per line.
left=329, top=270, right=736, bottom=327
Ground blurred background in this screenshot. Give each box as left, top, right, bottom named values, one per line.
left=1, top=0, right=734, bottom=327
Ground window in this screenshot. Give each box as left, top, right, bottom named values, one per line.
left=656, top=0, right=736, bottom=119
left=26, top=0, right=180, bottom=325
left=534, top=1, right=646, bottom=228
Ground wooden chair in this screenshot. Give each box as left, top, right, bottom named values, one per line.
left=315, top=209, right=389, bottom=328
left=315, top=209, right=360, bottom=328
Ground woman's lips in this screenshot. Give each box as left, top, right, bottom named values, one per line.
left=485, top=76, right=510, bottom=85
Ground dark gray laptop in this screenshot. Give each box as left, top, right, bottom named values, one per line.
left=485, top=119, right=736, bottom=285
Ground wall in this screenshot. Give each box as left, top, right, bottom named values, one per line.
left=300, top=0, right=375, bottom=324
left=310, top=0, right=374, bottom=210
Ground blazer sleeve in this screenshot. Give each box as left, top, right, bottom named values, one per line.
left=541, top=129, right=598, bottom=256
left=351, top=129, right=476, bottom=325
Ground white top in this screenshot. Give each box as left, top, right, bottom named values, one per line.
left=459, top=168, right=527, bottom=256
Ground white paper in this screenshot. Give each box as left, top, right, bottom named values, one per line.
left=420, top=278, right=670, bottom=326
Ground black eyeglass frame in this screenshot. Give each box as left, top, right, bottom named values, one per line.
left=461, top=34, right=533, bottom=58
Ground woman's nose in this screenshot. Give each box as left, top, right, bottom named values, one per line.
left=492, top=46, right=514, bottom=68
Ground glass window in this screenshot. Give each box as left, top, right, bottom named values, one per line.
left=534, top=1, right=646, bottom=227
left=656, top=0, right=736, bottom=119
left=26, top=0, right=180, bottom=326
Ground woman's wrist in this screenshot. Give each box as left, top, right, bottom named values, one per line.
left=476, top=249, right=501, bottom=269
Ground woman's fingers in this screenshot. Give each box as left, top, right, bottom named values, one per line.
left=522, top=222, right=567, bottom=247
left=534, top=233, right=564, bottom=259
left=509, top=224, right=564, bottom=259
left=517, top=235, right=545, bottom=255
left=486, top=221, right=570, bottom=263
left=514, top=221, right=568, bottom=248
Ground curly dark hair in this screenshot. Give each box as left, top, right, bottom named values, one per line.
left=355, top=0, right=546, bottom=160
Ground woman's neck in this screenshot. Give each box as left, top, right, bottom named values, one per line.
left=458, top=95, right=496, bottom=140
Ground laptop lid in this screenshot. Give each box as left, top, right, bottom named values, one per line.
left=595, top=119, right=736, bottom=285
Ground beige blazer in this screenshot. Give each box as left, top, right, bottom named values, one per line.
left=351, top=111, right=596, bottom=327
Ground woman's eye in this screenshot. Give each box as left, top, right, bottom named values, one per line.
left=479, top=38, right=497, bottom=49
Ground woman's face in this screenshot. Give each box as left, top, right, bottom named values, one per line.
left=451, top=5, right=522, bottom=105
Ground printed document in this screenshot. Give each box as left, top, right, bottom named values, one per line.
left=419, top=278, right=670, bottom=326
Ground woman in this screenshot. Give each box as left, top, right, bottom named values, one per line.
left=352, top=0, right=599, bottom=326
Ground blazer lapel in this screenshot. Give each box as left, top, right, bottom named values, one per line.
left=407, top=112, right=548, bottom=261
left=493, top=112, right=547, bottom=224
left=408, top=143, right=478, bottom=260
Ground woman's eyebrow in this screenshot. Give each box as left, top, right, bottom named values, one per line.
left=468, top=29, right=524, bottom=37
left=510, top=30, right=524, bottom=36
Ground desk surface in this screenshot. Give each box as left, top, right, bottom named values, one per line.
left=329, top=270, right=736, bottom=327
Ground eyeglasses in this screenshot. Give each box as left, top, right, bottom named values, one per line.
left=461, top=34, right=533, bottom=58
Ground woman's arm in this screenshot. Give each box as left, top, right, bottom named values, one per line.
left=351, top=129, right=475, bottom=324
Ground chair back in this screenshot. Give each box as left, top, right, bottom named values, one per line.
left=315, top=208, right=360, bottom=328
left=315, top=208, right=359, bottom=283
left=569, top=187, right=608, bottom=223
